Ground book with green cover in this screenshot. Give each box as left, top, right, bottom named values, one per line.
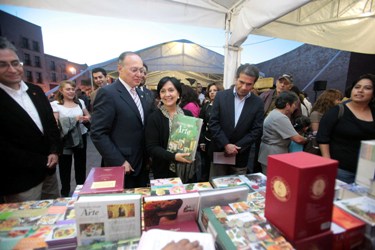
left=167, top=114, right=203, bottom=161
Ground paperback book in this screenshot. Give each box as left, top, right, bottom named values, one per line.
left=74, top=193, right=142, bottom=246
left=239, top=172, right=267, bottom=192
left=167, top=114, right=203, bottom=161
left=210, top=175, right=246, bottom=188
left=150, top=177, right=186, bottom=196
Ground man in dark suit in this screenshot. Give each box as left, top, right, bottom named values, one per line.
left=90, top=52, right=154, bottom=188
left=209, top=63, right=264, bottom=178
left=0, top=36, right=61, bottom=202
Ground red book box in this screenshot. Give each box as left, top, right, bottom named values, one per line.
left=265, top=152, right=338, bottom=241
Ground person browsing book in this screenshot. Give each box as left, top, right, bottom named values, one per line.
left=145, top=77, right=196, bottom=182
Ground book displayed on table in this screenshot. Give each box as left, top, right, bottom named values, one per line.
left=184, top=182, right=213, bottom=193
left=210, top=175, right=247, bottom=188
left=334, top=196, right=375, bottom=237
left=150, top=177, right=186, bottom=196
left=79, top=167, right=125, bottom=195
left=167, top=114, right=203, bottom=161
left=200, top=205, right=293, bottom=250
left=356, top=140, right=375, bottom=188
left=239, top=172, right=267, bottom=192
left=0, top=198, right=77, bottom=250
left=74, top=193, right=142, bottom=246
left=137, top=229, right=215, bottom=250
left=143, top=192, right=200, bottom=232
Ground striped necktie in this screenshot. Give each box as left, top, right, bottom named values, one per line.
left=130, top=88, right=144, bottom=123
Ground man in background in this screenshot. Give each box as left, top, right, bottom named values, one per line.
left=91, top=52, right=154, bottom=188
left=138, top=63, right=154, bottom=101
left=90, top=67, right=109, bottom=110
left=260, top=73, right=301, bottom=123
left=0, top=36, right=61, bottom=202
left=209, top=63, right=264, bottom=178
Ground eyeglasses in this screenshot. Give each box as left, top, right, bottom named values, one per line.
left=128, top=67, right=145, bottom=74
left=0, top=60, right=23, bottom=70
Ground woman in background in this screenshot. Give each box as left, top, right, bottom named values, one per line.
left=258, top=91, right=306, bottom=174
left=199, top=82, right=224, bottom=181
left=309, top=89, right=343, bottom=133
left=145, top=77, right=195, bottom=182
left=180, top=84, right=200, bottom=117
left=51, top=80, right=90, bottom=197
left=317, top=74, right=375, bottom=183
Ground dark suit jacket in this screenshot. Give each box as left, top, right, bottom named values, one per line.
left=209, top=89, right=264, bottom=167
left=90, top=79, right=154, bottom=176
left=0, top=82, right=61, bottom=195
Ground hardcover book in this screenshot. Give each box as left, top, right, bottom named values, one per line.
left=80, top=167, right=125, bottom=195
left=167, top=114, right=203, bottom=161
left=74, top=193, right=142, bottom=246
left=143, top=192, right=200, bottom=232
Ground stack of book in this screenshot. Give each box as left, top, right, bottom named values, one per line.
left=0, top=198, right=77, bottom=249
left=200, top=204, right=293, bottom=249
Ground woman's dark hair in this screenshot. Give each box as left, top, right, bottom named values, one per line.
left=157, top=76, right=182, bottom=104
left=179, top=84, right=200, bottom=108
left=293, top=115, right=311, bottom=132
left=275, top=91, right=298, bottom=109
left=205, top=82, right=224, bottom=99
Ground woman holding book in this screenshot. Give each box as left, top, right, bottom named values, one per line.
left=145, top=77, right=196, bottom=182
left=51, top=80, right=90, bottom=197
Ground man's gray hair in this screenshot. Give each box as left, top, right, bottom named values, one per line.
left=0, top=37, right=17, bottom=52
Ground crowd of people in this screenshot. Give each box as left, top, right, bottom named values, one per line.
left=1, top=35, right=375, bottom=204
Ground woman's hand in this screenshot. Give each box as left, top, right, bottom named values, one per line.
left=175, top=153, right=192, bottom=163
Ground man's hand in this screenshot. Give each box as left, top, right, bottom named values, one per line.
left=122, top=160, right=135, bottom=175
left=46, top=154, right=58, bottom=168
left=224, top=143, right=241, bottom=156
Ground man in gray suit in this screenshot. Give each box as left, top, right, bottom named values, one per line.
left=90, top=52, right=154, bottom=188
left=209, top=64, right=264, bottom=178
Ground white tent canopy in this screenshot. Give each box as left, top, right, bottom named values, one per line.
left=5, top=0, right=375, bottom=88
left=89, top=39, right=224, bottom=88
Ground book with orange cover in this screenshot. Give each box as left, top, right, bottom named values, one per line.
left=80, top=167, right=124, bottom=195
left=332, top=205, right=366, bottom=249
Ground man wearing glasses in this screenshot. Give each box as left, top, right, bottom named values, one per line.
left=0, top=36, right=61, bottom=202
left=91, top=52, right=154, bottom=188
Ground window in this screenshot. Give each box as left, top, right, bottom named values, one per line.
left=63, top=74, right=67, bottom=80
left=61, top=64, right=66, bottom=73
left=22, top=37, right=29, bottom=49
left=32, top=41, right=40, bottom=52
left=50, top=61, right=56, bottom=71
left=24, top=53, right=31, bottom=66
left=26, top=71, right=33, bottom=82
left=36, top=72, right=42, bottom=83
left=51, top=72, right=57, bottom=82
left=34, top=56, right=41, bottom=67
